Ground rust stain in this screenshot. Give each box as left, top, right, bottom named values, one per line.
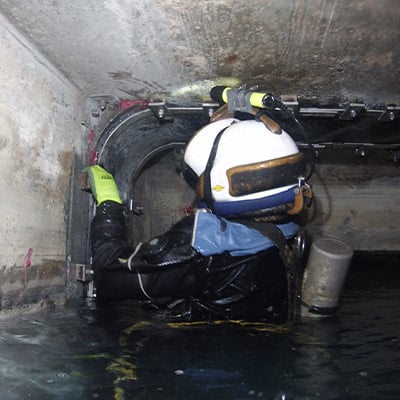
left=50, top=150, right=74, bottom=201
left=58, top=150, right=73, bottom=172
left=224, top=53, right=238, bottom=64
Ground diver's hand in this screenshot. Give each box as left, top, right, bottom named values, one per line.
left=82, top=165, right=122, bottom=206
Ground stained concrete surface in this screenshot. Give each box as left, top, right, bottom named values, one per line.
left=0, top=0, right=399, bottom=103
left=0, top=13, right=84, bottom=310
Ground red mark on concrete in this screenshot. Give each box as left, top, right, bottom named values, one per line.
left=24, top=247, right=33, bottom=268
left=87, top=129, right=98, bottom=165
left=119, top=99, right=149, bottom=112
left=183, top=206, right=193, bottom=216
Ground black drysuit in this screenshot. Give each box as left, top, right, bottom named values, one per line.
left=90, top=201, right=292, bottom=322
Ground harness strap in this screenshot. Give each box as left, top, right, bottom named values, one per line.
left=287, top=188, right=305, bottom=215
left=258, top=222, right=298, bottom=320
left=287, top=181, right=313, bottom=215
left=260, top=222, right=288, bottom=254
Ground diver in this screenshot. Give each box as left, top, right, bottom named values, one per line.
left=84, top=116, right=312, bottom=322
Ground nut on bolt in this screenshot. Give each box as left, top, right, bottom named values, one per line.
left=158, top=108, right=165, bottom=119
left=349, top=109, right=357, bottom=118
left=391, top=150, right=400, bottom=163
left=355, top=147, right=366, bottom=157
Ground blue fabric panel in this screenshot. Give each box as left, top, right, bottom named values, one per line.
left=192, top=210, right=299, bottom=257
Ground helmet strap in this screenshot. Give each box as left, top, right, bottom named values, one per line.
left=202, top=124, right=232, bottom=211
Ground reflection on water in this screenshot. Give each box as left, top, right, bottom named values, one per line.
left=0, top=256, right=399, bottom=399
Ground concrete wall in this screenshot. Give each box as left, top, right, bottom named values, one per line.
left=0, top=13, right=84, bottom=310
left=304, top=149, right=400, bottom=252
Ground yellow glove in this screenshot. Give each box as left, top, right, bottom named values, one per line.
left=83, top=165, right=122, bottom=206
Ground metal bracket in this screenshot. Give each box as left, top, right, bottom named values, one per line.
left=202, top=102, right=220, bottom=118
left=149, top=100, right=174, bottom=122
left=298, top=107, right=341, bottom=118
left=129, top=198, right=144, bottom=215
left=281, top=94, right=299, bottom=114
left=391, top=150, right=400, bottom=163
left=75, top=263, right=94, bottom=282
left=339, top=103, right=365, bottom=120
left=378, top=105, right=400, bottom=121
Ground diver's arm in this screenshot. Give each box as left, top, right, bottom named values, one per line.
left=83, top=165, right=131, bottom=267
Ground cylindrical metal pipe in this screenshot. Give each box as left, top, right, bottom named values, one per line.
left=301, top=237, right=353, bottom=318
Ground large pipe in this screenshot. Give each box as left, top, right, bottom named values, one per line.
left=300, top=237, right=354, bottom=318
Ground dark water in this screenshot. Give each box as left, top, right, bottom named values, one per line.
left=0, top=255, right=399, bottom=400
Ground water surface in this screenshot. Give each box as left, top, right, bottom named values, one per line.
left=0, top=255, right=399, bottom=399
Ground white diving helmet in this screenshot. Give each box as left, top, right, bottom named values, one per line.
left=181, top=118, right=307, bottom=217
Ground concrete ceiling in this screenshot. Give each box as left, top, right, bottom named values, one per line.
left=1, top=0, right=399, bottom=104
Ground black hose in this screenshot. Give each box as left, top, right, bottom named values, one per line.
left=268, top=95, right=316, bottom=181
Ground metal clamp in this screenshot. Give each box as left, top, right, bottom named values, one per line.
left=378, top=105, right=400, bottom=121
left=339, top=103, right=365, bottom=120
left=226, top=88, right=253, bottom=113
left=149, top=100, right=174, bottom=122
left=75, top=264, right=94, bottom=282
